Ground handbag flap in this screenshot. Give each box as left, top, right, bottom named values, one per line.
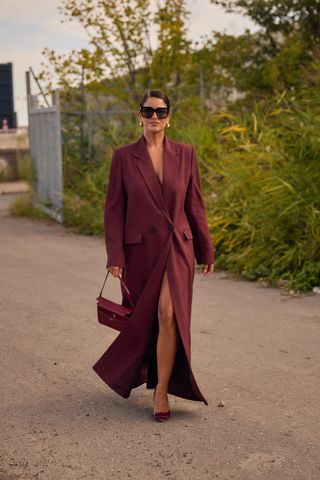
left=96, top=295, right=133, bottom=316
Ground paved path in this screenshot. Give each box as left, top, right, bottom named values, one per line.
left=0, top=181, right=29, bottom=194
left=0, top=190, right=320, bottom=480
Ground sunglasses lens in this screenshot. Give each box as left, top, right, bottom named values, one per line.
left=141, top=107, right=154, bottom=118
left=156, top=108, right=169, bottom=119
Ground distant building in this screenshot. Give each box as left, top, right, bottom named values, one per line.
left=0, top=63, right=28, bottom=180
left=0, top=63, right=17, bottom=129
left=0, top=128, right=29, bottom=180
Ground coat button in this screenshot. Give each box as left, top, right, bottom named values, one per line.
left=168, top=224, right=174, bottom=231
left=148, top=225, right=157, bottom=233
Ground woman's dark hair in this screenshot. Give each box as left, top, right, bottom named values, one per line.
left=139, top=89, right=170, bottom=111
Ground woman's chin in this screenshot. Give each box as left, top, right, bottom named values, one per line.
left=146, top=125, right=163, bottom=133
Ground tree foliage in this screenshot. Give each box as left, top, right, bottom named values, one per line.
left=40, top=0, right=192, bottom=107
left=211, top=0, right=320, bottom=43
left=61, top=0, right=153, bottom=101
left=151, top=0, right=191, bottom=100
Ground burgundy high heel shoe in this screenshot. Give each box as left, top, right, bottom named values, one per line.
left=153, top=387, right=171, bottom=422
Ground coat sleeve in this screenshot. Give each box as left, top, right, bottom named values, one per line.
left=184, top=146, right=215, bottom=265
left=104, top=148, right=127, bottom=268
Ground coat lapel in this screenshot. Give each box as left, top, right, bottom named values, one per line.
left=134, top=135, right=180, bottom=223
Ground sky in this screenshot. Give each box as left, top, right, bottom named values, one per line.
left=0, top=0, right=256, bottom=126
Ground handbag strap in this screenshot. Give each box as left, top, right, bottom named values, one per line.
left=98, top=271, right=135, bottom=309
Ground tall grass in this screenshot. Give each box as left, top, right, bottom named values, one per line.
left=200, top=90, right=320, bottom=291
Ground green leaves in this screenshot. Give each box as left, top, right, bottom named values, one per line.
left=210, top=1, right=320, bottom=41
left=151, top=0, right=191, bottom=99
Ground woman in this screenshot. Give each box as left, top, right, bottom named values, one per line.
left=93, top=89, right=215, bottom=422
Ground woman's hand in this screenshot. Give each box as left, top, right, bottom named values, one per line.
left=108, top=266, right=123, bottom=278
left=201, top=263, right=214, bottom=276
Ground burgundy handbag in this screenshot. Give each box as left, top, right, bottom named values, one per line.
left=96, top=271, right=135, bottom=331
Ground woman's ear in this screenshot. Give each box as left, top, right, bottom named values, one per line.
left=137, top=111, right=142, bottom=126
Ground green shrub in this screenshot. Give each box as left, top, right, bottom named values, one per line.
left=63, top=160, right=108, bottom=235
left=291, top=261, right=320, bottom=292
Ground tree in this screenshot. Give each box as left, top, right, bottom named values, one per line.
left=39, top=0, right=194, bottom=108
left=151, top=0, right=191, bottom=101
left=42, top=0, right=154, bottom=106
left=210, top=1, right=320, bottom=47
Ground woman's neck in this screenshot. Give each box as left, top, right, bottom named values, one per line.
left=143, top=130, right=165, bottom=148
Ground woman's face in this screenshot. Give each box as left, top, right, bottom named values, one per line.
left=138, top=96, right=171, bottom=135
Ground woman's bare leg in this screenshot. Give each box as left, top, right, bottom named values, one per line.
left=154, top=270, right=178, bottom=412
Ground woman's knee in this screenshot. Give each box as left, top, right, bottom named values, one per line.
left=158, top=307, right=176, bottom=330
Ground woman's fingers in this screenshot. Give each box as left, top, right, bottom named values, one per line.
left=108, top=266, right=123, bottom=277
left=202, top=265, right=208, bottom=275
left=201, top=264, right=215, bottom=276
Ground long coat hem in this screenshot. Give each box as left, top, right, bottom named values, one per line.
left=92, top=365, right=208, bottom=405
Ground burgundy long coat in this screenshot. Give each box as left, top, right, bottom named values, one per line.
left=92, top=134, right=214, bottom=405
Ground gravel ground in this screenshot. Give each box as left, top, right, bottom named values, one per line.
left=1, top=189, right=320, bottom=480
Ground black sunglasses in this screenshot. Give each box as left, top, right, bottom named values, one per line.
left=140, top=106, right=169, bottom=119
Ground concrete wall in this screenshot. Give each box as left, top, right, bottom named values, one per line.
left=0, top=128, right=29, bottom=180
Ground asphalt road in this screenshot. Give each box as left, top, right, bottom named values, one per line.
left=1, top=190, right=320, bottom=480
